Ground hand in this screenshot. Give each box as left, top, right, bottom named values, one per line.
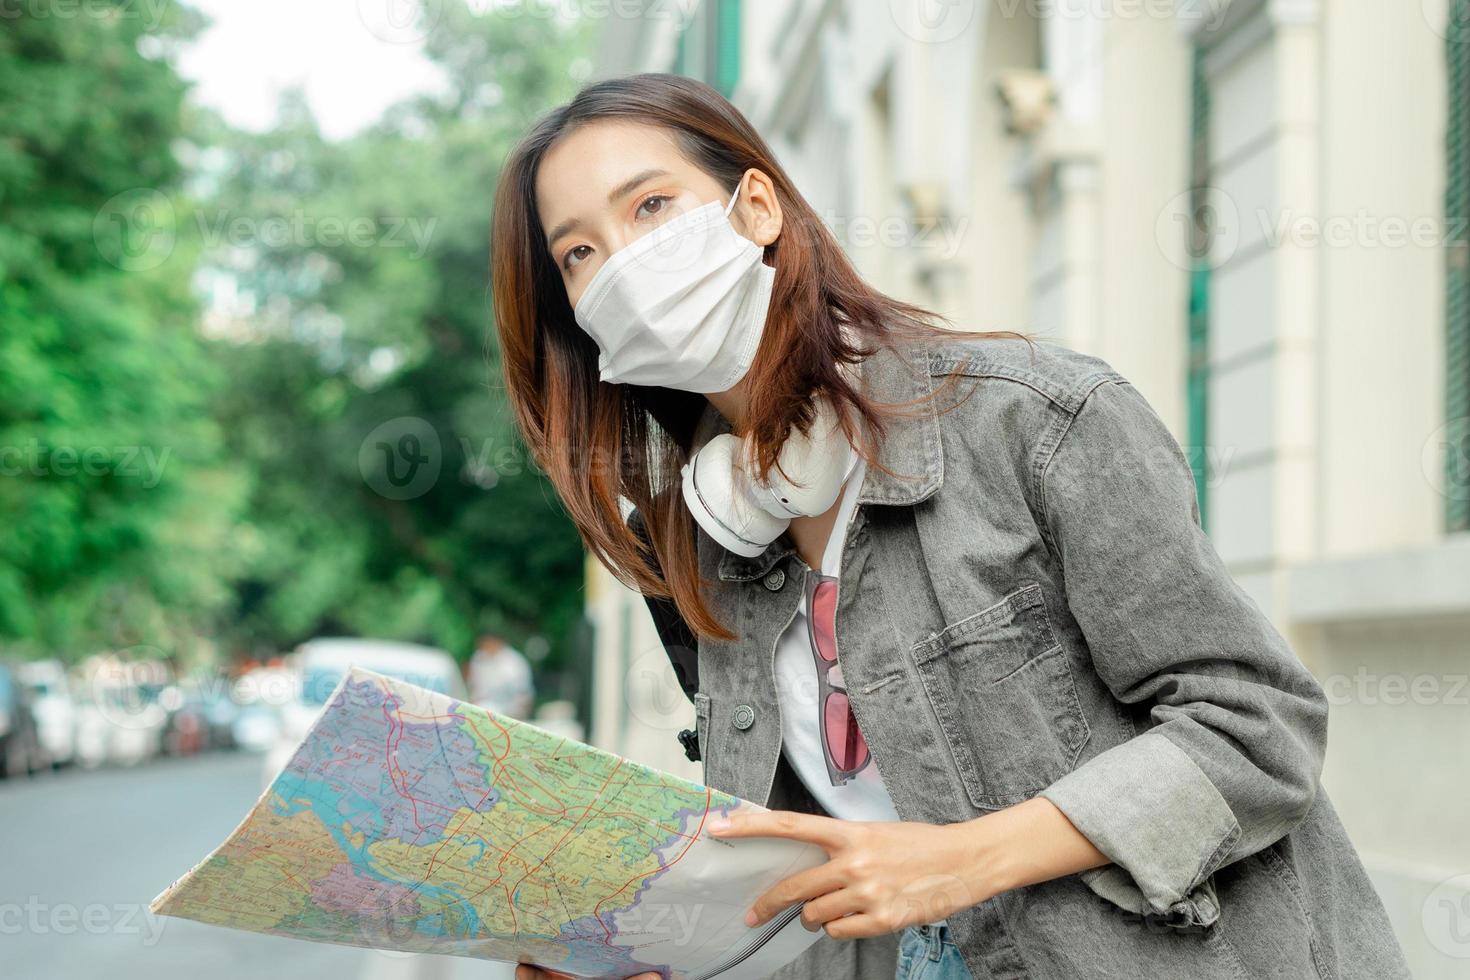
left=705, top=810, right=999, bottom=940
left=514, top=966, right=659, bottom=980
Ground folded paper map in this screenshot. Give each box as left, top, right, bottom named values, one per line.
left=150, top=666, right=828, bottom=979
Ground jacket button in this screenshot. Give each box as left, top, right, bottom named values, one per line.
left=762, top=568, right=785, bottom=591
left=732, top=704, right=756, bottom=730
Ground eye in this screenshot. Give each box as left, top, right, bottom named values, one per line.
left=637, top=194, right=672, bottom=220
left=561, top=243, right=591, bottom=272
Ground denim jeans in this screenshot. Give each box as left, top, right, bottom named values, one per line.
left=894, top=922, right=972, bottom=980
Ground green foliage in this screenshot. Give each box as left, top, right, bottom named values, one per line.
left=0, top=1, right=599, bottom=680
left=195, top=4, right=597, bottom=670
left=0, top=1, right=239, bottom=659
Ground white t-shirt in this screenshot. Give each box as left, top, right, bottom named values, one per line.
left=772, top=454, right=949, bottom=928
left=772, top=454, right=903, bottom=823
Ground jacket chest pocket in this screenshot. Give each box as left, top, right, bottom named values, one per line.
left=908, top=582, right=1091, bottom=811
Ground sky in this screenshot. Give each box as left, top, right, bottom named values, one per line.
left=175, top=0, right=449, bottom=141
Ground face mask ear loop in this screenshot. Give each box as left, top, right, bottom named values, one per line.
left=724, top=184, right=741, bottom=219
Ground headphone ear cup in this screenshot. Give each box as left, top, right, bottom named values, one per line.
left=755, top=399, right=856, bottom=519
left=681, top=433, right=789, bottom=558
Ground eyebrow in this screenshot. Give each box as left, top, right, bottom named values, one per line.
left=544, top=168, right=672, bottom=252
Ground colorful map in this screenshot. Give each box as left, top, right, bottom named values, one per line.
left=150, top=666, right=828, bottom=978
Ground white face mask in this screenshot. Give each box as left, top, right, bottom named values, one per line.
left=572, top=184, right=776, bottom=393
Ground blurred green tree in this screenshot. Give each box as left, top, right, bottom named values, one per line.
left=196, top=3, right=597, bottom=679
left=0, top=2, right=241, bottom=660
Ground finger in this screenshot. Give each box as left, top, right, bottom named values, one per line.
left=707, top=809, right=847, bottom=850
left=797, top=887, right=868, bottom=932
left=517, top=966, right=656, bottom=980
left=820, top=912, right=895, bottom=941
left=748, top=862, right=847, bottom=926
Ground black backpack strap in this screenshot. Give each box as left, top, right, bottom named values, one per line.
left=626, top=506, right=702, bottom=762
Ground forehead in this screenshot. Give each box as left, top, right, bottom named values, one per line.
left=534, top=120, right=693, bottom=226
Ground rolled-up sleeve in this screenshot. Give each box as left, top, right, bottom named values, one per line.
left=1034, top=377, right=1329, bottom=925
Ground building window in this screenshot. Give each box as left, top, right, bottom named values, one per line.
left=672, top=0, right=741, bottom=97
left=713, top=0, right=741, bottom=97
left=1186, top=46, right=1212, bottom=530
left=1447, top=0, right=1470, bottom=532
left=673, top=19, right=688, bottom=76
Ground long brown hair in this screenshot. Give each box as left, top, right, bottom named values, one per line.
left=491, top=73, right=1025, bottom=642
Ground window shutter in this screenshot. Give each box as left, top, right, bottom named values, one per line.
left=714, top=0, right=742, bottom=97
left=1447, top=0, right=1470, bottom=532
left=1187, top=46, right=1212, bottom=531
left=673, top=17, right=689, bottom=77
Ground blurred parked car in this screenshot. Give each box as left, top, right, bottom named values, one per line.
left=0, top=661, right=46, bottom=778
left=198, top=684, right=241, bottom=750
left=73, top=661, right=166, bottom=768
left=156, top=682, right=211, bottom=756
left=18, top=659, right=75, bottom=769
left=231, top=701, right=284, bottom=754
left=230, top=664, right=295, bottom=756
left=262, top=638, right=468, bottom=787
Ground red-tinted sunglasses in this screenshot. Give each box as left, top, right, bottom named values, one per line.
left=805, top=570, right=871, bottom=786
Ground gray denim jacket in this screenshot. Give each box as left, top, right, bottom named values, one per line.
left=674, top=335, right=1409, bottom=979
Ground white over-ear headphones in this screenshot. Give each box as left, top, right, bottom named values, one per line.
left=679, top=396, right=860, bottom=558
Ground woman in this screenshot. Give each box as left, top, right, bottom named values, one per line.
left=491, top=73, right=1409, bottom=980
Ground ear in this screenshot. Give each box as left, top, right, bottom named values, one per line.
left=733, top=168, right=783, bottom=248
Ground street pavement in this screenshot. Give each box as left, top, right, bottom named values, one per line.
left=0, top=751, right=513, bottom=980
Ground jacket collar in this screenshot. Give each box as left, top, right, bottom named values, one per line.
left=692, top=337, right=946, bottom=583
